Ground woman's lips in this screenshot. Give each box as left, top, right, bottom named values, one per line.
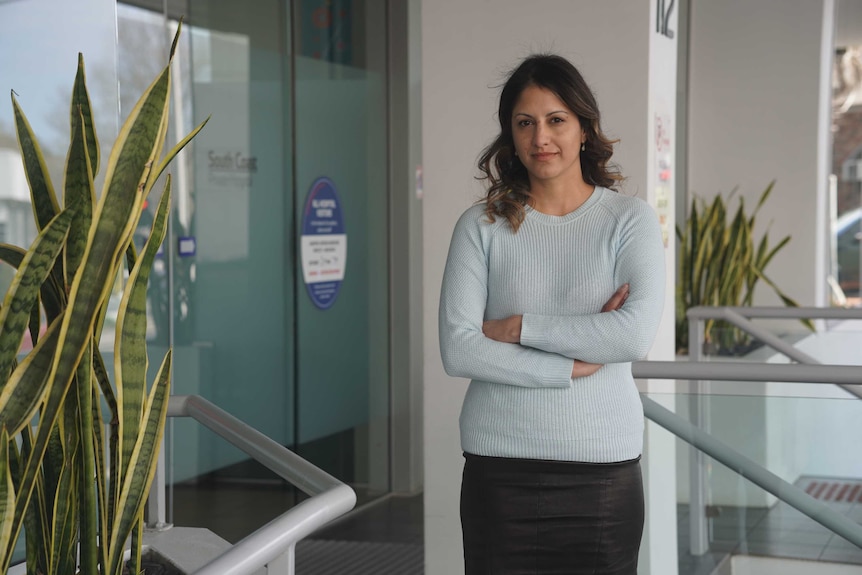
left=532, top=152, right=557, bottom=161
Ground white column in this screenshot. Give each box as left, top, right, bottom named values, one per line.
left=638, top=1, right=680, bottom=573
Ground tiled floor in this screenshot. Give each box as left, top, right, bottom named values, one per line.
left=174, top=472, right=862, bottom=575
left=172, top=476, right=425, bottom=573
left=678, top=476, right=862, bottom=574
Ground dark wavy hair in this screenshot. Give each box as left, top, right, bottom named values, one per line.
left=478, top=54, right=623, bottom=232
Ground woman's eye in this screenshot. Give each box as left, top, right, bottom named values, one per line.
left=517, top=120, right=532, bottom=127
left=550, top=117, right=564, bottom=124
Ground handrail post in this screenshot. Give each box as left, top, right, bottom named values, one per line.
left=145, top=437, right=169, bottom=529
left=689, top=315, right=709, bottom=555
left=265, top=544, right=294, bottom=575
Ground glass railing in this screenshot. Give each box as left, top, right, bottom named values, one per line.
left=645, top=391, right=862, bottom=572
left=640, top=305, right=862, bottom=574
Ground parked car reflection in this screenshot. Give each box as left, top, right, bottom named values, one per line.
left=837, top=207, right=862, bottom=297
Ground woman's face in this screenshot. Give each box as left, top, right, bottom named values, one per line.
left=511, top=84, right=586, bottom=189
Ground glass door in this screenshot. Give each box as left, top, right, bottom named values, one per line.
left=292, top=0, right=390, bottom=504
left=117, top=0, right=391, bottom=539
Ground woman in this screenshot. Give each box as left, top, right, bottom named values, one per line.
left=438, top=54, right=665, bottom=574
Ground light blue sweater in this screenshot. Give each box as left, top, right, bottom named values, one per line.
left=439, top=187, right=665, bottom=463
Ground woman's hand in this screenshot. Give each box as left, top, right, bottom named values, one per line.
left=482, top=315, right=523, bottom=343
left=601, top=283, right=629, bottom=312
left=572, top=360, right=603, bottom=378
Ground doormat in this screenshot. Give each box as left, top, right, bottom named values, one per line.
left=796, top=476, right=862, bottom=503
left=296, top=539, right=423, bottom=574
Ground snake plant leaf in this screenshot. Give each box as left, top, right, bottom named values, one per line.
left=71, top=53, right=99, bottom=178
left=143, top=20, right=185, bottom=196
left=107, top=350, right=171, bottom=575
left=130, top=516, right=143, bottom=575
left=0, top=244, right=66, bottom=324
left=755, top=234, right=791, bottom=273
left=76, top=343, right=98, bottom=575
left=0, top=208, right=72, bottom=390
left=90, top=383, right=110, bottom=574
left=28, top=298, right=40, bottom=349
left=92, top=345, right=117, bottom=416
left=0, top=244, right=24, bottom=270
left=48, top=452, right=76, bottom=575
left=64, top=105, right=96, bottom=285
left=12, top=93, right=60, bottom=232
left=150, top=116, right=209, bottom=189
left=116, top=180, right=171, bottom=478
left=750, top=180, right=776, bottom=227
left=0, top=429, right=15, bottom=573
left=15, top=425, right=47, bottom=573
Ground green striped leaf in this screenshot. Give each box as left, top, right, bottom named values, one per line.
left=0, top=209, right=72, bottom=388
left=0, top=310, right=63, bottom=437
left=0, top=429, right=15, bottom=574
left=12, top=94, right=60, bottom=232
left=116, top=181, right=171, bottom=478
left=64, top=105, right=96, bottom=285
left=90, top=385, right=110, bottom=575
left=108, top=350, right=171, bottom=574
left=71, top=53, right=100, bottom=179
left=150, top=116, right=209, bottom=188
left=76, top=343, right=98, bottom=575
left=92, top=346, right=116, bottom=418
left=0, top=244, right=66, bottom=324
left=48, top=449, right=76, bottom=575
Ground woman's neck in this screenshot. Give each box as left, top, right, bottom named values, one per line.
left=528, top=179, right=596, bottom=216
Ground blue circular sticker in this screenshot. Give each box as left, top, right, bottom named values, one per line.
left=301, top=177, right=347, bottom=309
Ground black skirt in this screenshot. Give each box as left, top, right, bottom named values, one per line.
left=460, top=453, right=644, bottom=575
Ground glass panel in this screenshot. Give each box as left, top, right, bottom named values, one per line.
left=177, top=0, right=292, bottom=488
left=293, top=0, right=390, bottom=503
left=833, top=0, right=862, bottom=305
left=169, top=417, right=299, bottom=542
left=652, top=315, right=862, bottom=571
left=647, top=392, right=862, bottom=572
left=117, top=0, right=294, bottom=536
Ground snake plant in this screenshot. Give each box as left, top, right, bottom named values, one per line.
left=676, top=181, right=808, bottom=354
left=0, top=23, right=206, bottom=575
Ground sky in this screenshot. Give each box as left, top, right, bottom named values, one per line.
left=0, top=0, right=119, bottom=151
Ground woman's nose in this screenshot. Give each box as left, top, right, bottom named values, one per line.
left=533, top=123, right=549, bottom=147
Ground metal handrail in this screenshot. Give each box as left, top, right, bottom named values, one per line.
left=633, top=360, right=862, bottom=384
left=687, top=305, right=862, bottom=320
left=167, top=395, right=357, bottom=575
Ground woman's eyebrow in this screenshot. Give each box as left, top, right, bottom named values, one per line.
left=514, top=111, right=569, bottom=118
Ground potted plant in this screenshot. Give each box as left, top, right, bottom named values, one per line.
left=0, top=24, right=206, bottom=575
left=676, top=181, right=810, bottom=355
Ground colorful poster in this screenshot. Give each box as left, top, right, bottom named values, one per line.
left=301, top=177, right=347, bottom=309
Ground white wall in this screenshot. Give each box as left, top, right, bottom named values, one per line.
left=422, top=2, right=677, bottom=574
left=687, top=0, right=831, bottom=307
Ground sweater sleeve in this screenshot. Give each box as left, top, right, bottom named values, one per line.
left=519, top=201, right=666, bottom=364
left=439, top=209, right=575, bottom=388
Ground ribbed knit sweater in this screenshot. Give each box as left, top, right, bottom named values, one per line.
left=439, top=187, right=666, bottom=463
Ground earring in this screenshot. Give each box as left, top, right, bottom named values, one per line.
left=581, top=142, right=585, bottom=152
